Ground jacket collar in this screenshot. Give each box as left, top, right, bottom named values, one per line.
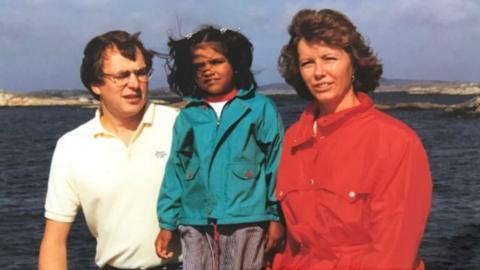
left=292, top=92, right=374, bottom=147
left=183, top=85, right=255, bottom=105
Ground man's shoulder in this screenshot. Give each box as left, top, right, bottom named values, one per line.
left=151, top=103, right=181, bottom=125
left=56, top=117, right=97, bottom=147
left=152, top=102, right=181, bottom=114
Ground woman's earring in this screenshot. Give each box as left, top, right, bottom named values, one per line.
left=351, top=73, right=355, bottom=83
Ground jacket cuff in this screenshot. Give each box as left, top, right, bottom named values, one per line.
left=159, top=222, right=177, bottom=231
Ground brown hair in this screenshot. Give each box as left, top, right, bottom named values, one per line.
left=80, top=30, right=155, bottom=100
left=279, top=9, right=383, bottom=100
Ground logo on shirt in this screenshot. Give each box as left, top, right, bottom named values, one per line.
left=155, top=151, right=167, bottom=159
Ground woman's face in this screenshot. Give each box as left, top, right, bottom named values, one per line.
left=193, top=42, right=235, bottom=96
left=297, top=38, right=357, bottom=115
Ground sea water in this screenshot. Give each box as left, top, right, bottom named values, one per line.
left=0, top=93, right=479, bottom=269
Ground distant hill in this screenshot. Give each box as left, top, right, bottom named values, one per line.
left=2, top=78, right=480, bottom=106
left=259, top=79, right=480, bottom=95
left=25, top=89, right=90, bottom=98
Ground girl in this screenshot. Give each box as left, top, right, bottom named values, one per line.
left=155, top=25, right=284, bottom=270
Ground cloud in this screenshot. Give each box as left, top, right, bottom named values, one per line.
left=390, top=0, right=480, bottom=25
left=0, top=0, right=479, bottom=91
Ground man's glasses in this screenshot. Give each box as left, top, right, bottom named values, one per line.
left=103, top=68, right=153, bottom=86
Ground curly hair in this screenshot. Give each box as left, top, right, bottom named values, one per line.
left=279, top=9, right=383, bottom=100
left=80, top=30, right=155, bottom=100
left=167, top=25, right=257, bottom=97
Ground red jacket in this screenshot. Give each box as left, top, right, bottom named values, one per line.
left=273, top=93, right=432, bottom=270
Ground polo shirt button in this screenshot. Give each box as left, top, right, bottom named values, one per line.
left=309, top=179, right=315, bottom=185
left=279, top=191, right=284, bottom=196
left=319, top=136, right=325, bottom=139
left=348, top=191, right=356, bottom=198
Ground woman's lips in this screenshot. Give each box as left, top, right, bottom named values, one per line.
left=311, top=82, right=333, bottom=91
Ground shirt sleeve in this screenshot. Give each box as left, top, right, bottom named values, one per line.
left=44, top=136, right=80, bottom=223
left=336, top=137, right=432, bottom=269
left=257, top=99, right=285, bottom=221
left=157, top=116, right=184, bottom=231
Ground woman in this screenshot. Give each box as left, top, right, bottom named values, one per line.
left=272, top=9, right=432, bottom=270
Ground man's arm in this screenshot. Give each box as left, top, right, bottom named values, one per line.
left=38, top=219, right=72, bottom=270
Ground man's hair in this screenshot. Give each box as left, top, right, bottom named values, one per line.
left=80, top=30, right=155, bottom=100
left=166, top=25, right=257, bottom=97
left=279, top=9, right=383, bottom=100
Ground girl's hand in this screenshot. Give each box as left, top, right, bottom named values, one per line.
left=264, top=221, right=285, bottom=269
left=155, top=229, right=174, bottom=259
left=265, top=221, right=285, bottom=253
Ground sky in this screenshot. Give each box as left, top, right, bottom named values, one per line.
left=0, top=0, right=479, bottom=92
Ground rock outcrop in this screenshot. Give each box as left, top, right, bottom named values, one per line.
left=0, top=90, right=97, bottom=106
left=375, top=102, right=449, bottom=110
left=377, top=82, right=480, bottom=95
left=445, top=96, right=480, bottom=115
left=376, top=96, right=480, bottom=116
left=1, top=87, right=479, bottom=116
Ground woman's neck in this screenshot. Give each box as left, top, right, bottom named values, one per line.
left=317, top=90, right=360, bottom=117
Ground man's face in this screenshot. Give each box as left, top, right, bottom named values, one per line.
left=92, top=46, right=149, bottom=121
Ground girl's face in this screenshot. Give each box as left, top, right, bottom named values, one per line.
left=193, top=42, right=235, bottom=96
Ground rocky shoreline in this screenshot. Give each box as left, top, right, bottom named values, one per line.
left=376, top=81, right=480, bottom=95
left=375, top=97, right=480, bottom=115
left=0, top=90, right=98, bottom=107
left=2, top=84, right=480, bottom=115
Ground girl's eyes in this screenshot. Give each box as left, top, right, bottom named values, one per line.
left=210, top=59, right=225, bottom=65
left=193, top=63, right=204, bottom=69
left=193, top=58, right=226, bottom=70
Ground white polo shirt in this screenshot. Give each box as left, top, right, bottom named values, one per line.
left=44, top=103, right=180, bottom=269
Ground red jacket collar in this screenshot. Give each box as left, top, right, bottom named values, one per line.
left=203, top=89, right=239, bottom=103
left=292, top=92, right=374, bottom=147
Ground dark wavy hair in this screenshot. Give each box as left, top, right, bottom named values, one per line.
left=80, top=30, right=155, bottom=100
left=279, top=9, right=383, bottom=100
left=167, top=25, right=257, bottom=97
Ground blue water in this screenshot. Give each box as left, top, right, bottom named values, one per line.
left=0, top=93, right=479, bottom=269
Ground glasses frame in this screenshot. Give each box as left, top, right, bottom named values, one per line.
left=103, top=68, right=153, bottom=86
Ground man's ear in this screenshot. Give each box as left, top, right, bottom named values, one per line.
left=91, top=85, right=102, bottom=96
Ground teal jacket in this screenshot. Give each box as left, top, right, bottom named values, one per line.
left=157, top=87, right=284, bottom=230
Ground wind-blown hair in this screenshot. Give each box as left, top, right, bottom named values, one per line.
left=167, top=25, right=257, bottom=97
left=80, top=30, right=155, bottom=100
left=279, top=9, right=383, bottom=100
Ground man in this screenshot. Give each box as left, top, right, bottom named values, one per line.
left=38, top=30, right=180, bottom=269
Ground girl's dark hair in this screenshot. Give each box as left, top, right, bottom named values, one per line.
left=80, top=30, right=155, bottom=100
left=279, top=9, right=383, bottom=100
left=167, top=25, right=257, bottom=97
